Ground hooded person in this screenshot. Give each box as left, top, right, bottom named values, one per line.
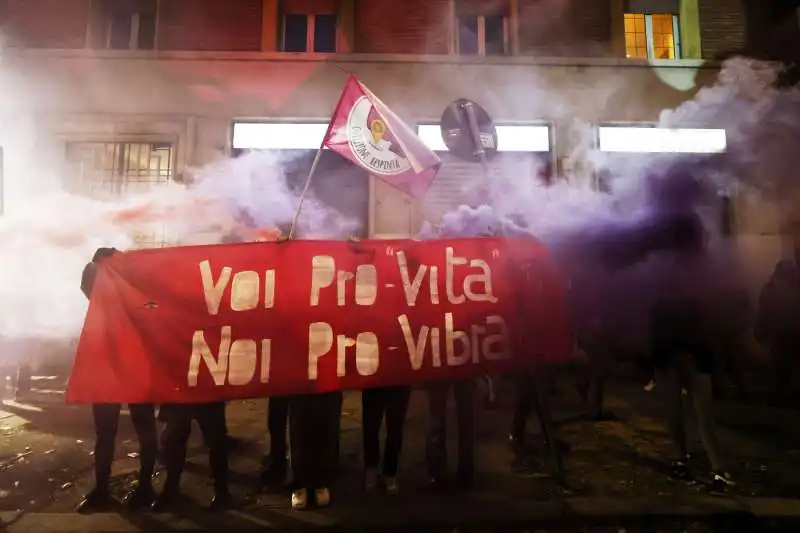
left=77, top=247, right=159, bottom=512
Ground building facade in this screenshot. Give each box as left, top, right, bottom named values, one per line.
left=0, top=0, right=793, bottom=275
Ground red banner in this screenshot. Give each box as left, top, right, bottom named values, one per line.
left=66, top=238, right=572, bottom=404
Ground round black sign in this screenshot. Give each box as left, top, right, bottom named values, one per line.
left=439, top=99, right=498, bottom=163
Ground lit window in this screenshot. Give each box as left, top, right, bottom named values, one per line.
left=597, top=126, right=726, bottom=153
left=456, top=14, right=509, bottom=56
left=416, top=125, right=550, bottom=152
left=282, top=13, right=337, bottom=53
left=232, top=122, right=329, bottom=150
left=624, top=13, right=681, bottom=59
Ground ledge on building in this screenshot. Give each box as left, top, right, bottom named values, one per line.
left=3, top=47, right=720, bottom=70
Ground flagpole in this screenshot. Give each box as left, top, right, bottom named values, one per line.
left=288, top=142, right=325, bottom=240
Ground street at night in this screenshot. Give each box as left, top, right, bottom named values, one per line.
left=2, top=367, right=799, bottom=531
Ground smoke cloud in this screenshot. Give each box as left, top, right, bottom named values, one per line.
left=1, top=18, right=798, bottom=372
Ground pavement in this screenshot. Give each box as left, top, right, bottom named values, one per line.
left=2, top=370, right=800, bottom=532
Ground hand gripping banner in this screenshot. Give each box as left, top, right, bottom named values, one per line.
left=66, top=238, right=572, bottom=404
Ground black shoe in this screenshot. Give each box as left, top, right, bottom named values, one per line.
left=76, top=487, right=113, bottom=513
left=709, top=471, right=735, bottom=493
left=669, top=459, right=693, bottom=481
left=209, top=491, right=232, bottom=512
left=151, top=487, right=180, bottom=512
left=123, top=484, right=155, bottom=510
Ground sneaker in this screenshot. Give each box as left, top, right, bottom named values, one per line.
left=644, top=380, right=656, bottom=392
left=384, top=476, right=399, bottom=495
left=291, top=488, right=308, bottom=510
left=314, top=487, right=331, bottom=508
left=709, top=471, right=735, bottom=492
left=364, top=468, right=379, bottom=493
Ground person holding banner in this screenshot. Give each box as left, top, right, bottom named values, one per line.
left=425, top=380, right=476, bottom=490
left=152, top=402, right=231, bottom=511
left=361, top=386, right=412, bottom=494
left=289, top=392, right=343, bottom=509
left=77, top=248, right=159, bottom=512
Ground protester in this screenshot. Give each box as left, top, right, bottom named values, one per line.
left=425, top=380, right=475, bottom=489
left=153, top=402, right=231, bottom=511
left=260, top=396, right=290, bottom=488
left=77, top=247, right=158, bottom=512
left=755, top=260, right=800, bottom=405
left=289, top=392, right=342, bottom=509
left=361, top=386, right=412, bottom=494
left=648, top=222, right=734, bottom=492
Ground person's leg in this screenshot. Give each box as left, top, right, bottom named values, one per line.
left=313, top=392, right=342, bottom=507
left=153, top=407, right=192, bottom=510
left=262, top=396, right=290, bottom=485
left=453, top=379, right=476, bottom=489
left=425, top=382, right=449, bottom=485
left=510, top=373, right=533, bottom=453
left=382, top=387, right=412, bottom=493
left=197, top=403, right=231, bottom=509
left=289, top=395, right=312, bottom=509
left=126, top=403, right=157, bottom=507
left=79, top=403, right=121, bottom=511
left=361, top=388, right=386, bottom=490
left=15, top=360, right=32, bottom=398
left=654, top=360, right=690, bottom=478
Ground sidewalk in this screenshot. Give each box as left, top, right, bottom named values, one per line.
left=2, top=496, right=800, bottom=532
left=5, top=378, right=800, bottom=530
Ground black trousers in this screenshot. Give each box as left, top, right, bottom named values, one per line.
left=267, top=396, right=290, bottom=466
left=160, top=403, right=229, bottom=493
left=93, top=403, right=157, bottom=489
left=362, top=387, right=411, bottom=476
left=426, top=380, right=475, bottom=483
left=289, top=392, right=342, bottom=490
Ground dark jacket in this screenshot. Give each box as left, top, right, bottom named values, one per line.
left=80, top=247, right=118, bottom=300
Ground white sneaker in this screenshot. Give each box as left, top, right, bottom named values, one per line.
left=384, top=476, right=399, bottom=495
left=644, top=380, right=656, bottom=392
left=290, top=488, right=307, bottom=510
left=314, top=487, right=330, bottom=508
left=364, top=468, right=379, bottom=493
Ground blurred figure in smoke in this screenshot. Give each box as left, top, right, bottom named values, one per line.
left=710, top=286, right=753, bottom=403
left=77, top=248, right=159, bottom=512
left=646, top=214, right=735, bottom=492
left=755, top=260, right=800, bottom=405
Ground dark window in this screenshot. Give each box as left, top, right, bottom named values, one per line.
left=108, top=12, right=133, bottom=49
left=458, top=16, right=479, bottom=55
left=137, top=12, right=156, bottom=50
left=484, top=15, right=506, bottom=56
left=284, top=13, right=309, bottom=52
left=313, top=14, right=337, bottom=52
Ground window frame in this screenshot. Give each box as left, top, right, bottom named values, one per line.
left=281, top=12, right=338, bottom=53
left=624, top=13, right=682, bottom=60
left=94, top=1, right=158, bottom=51
left=455, top=13, right=510, bottom=57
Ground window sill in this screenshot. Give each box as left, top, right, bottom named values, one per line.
left=4, top=47, right=721, bottom=68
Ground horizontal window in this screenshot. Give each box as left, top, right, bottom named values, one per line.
left=597, top=126, right=727, bottom=153
left=416, top=124, right=551, bottom=152
left=232, top=122, right=329, bottom=150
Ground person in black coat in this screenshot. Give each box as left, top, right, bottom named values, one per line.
left=77, top=248, right=158, bottom=512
